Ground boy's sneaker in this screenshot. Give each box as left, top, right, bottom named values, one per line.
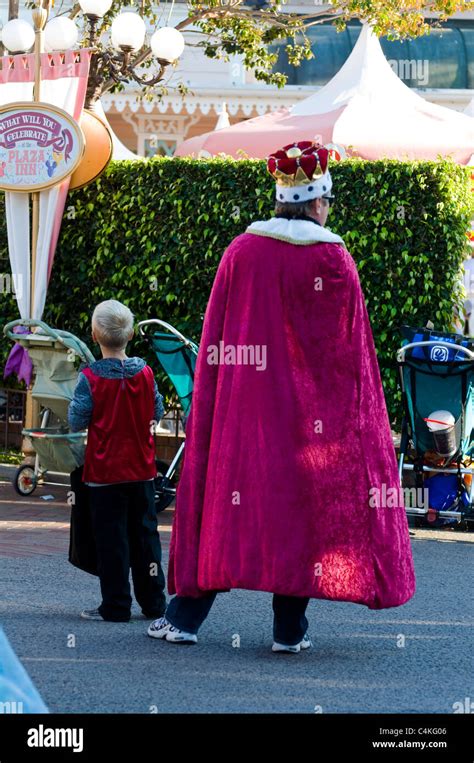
left=272, top=634, right=312, bottom=654
left=147, top=616, right=197, bottom=644
left=80, top=608, right=104, bottom=621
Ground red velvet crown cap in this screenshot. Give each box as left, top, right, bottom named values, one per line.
left=267, top=141, right=330, bottom=185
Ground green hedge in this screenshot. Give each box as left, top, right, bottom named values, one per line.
left=0, top=157, right=472, bottom=424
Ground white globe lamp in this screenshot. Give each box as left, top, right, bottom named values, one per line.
left=111, top=12, right=146, bottom=52
left=2, top=19, right=35, bottom=53
left=44, top=17, right=79, bottom=51
left=150, top=27, right=185, bottom=63
left=79, top=0, right=113, bottom=18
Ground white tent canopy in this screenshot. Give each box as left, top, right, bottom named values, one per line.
left=465, top=97, right=474, bottom=119
left=176, top=24, right=474, bottom=163
left=94, top=100, right=139, bottom=160
left=214, top=102, right=230, bottom=131
left=291, top=23, right=422, bottom=117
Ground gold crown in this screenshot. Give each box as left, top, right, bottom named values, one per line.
left=273, top=165, right=324, bottom=187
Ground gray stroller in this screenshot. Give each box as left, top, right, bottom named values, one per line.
left=3, top=319, right=95, bottom=496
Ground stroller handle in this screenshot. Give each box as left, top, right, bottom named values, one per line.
left=3, top=318, right=96, bottom=366
left=138, top=319, right=192, bottom=347
left=397, top=340, right=474, bottom=363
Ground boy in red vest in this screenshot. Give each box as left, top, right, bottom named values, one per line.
left=68, top=299, right=166, bottom=622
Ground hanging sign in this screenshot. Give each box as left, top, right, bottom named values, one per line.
left=69, top=110, right=113, bottom=191
left=0, top=101, right=85, bottom=192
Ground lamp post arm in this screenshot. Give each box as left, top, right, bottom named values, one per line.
left=99, top=9, right=231, bottom=96
left=86, top=5, right=278, bottom=102
left=128, top=59, right=167, bottom=87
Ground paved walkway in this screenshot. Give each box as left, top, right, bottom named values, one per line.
left=1, top=475, right=471, bottom=560
left=0, top=483, right=70, bottom=557
left=0, top=479, right=173, bottom=558
left=0, top=473, right=473, bottom=713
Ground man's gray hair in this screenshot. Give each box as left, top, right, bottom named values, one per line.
left=92, top=299, right=134, bottom=349
left=274, top=199, right=316, bottom=218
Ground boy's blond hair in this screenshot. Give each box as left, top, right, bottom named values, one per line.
left=92, top=300, right=134, bottom=349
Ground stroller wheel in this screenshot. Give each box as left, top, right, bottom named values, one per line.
left=154, top=459, right=176, bottom=513
left=155, top=491, right=175, bottom=513
left=13, top=465, right=38, bottom=496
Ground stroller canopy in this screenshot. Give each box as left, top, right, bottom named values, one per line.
left=149, top=332, right=198, bottom=417
left=4, top=320, right=94, bottom=423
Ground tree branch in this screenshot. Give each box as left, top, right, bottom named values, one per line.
left=84, top=0, right=467, bottom=98
left=100, top=5, right=327, bottom=94
left=68, top=2, right=82, bottom=20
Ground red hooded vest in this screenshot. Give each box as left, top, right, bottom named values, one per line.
left=82, top=364, right=156, bottom=484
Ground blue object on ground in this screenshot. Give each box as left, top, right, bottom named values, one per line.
left=425, top=473, right=469, bottom=527
left=0, top=627, right=48, bottom=713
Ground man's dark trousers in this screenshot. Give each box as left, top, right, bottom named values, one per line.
left=167, top=592, right=310, bottom=645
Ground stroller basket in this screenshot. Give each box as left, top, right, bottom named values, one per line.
left=23, top=428, right=87, bottom=473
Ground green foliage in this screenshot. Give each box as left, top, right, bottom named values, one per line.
left=0, top=448, right=22, bottom=465
left=0, top=157, right=471, bottom=424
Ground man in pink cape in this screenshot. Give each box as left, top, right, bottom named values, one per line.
left=148, top=140, right=416, bottom=653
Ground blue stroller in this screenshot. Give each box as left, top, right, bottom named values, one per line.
left=138, top=319, right=198, bottom=512
left=397, top=326, right=474, bottom=526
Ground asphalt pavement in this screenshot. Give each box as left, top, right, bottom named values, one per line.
left=0, top=475, right=473, bottom=714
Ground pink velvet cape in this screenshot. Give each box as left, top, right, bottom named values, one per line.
left=168, top=222, right=416, bottom=609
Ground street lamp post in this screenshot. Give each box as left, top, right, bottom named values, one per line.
left=1, top=0, right=186, bottom=447
left=0, top=2, right=186, bottom=452
left=1, top=1, right=186, bottom=109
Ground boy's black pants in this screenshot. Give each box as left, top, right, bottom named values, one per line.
left=89, top=481, right=166, bottom=622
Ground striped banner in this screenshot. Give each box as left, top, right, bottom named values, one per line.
left=0, top=49, right=91, bottom=320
